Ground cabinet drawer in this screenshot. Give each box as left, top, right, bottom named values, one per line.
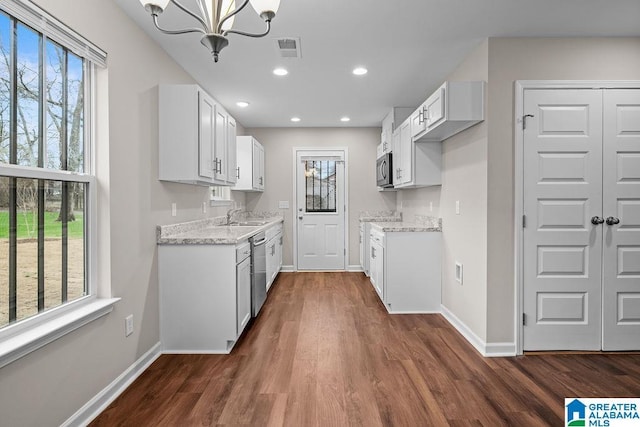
left=370, top=229, right=385, bottom=246
left=236, top=241, right=251, bottom=262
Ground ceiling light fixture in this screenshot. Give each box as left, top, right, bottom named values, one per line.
left=290, top=117, right=301, bottom=122
left=352, top=67, right=368, bottom=76
left=139, top=0, right=281, bottom=62
left=236, top=101, right=250, bottom=107
left=273, top=67, right=288, bottom=76
left=340, top=117, right=350, bottom=122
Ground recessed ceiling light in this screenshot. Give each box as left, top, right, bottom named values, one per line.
left=340, top=117, right=350, bottom=122
left=273, top=67, right=288, bottom=76
left=236, top=101, right=250, bottom=108
left=290, top=117, right=301, bottom=122
left=352, top=67, right=368, bottom=76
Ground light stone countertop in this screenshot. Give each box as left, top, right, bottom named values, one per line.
left=157, top=216, right=284, bottom=245
left=369, top=215, right=442, bottom=232
left=358, top=210, right=402, bottom=222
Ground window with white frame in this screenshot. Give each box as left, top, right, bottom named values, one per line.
left=0, top=1, right=105, bottom=334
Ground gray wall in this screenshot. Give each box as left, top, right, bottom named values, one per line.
left=0, top=1, right=244, bottom=425
left=396, top=40, right=490, bottom=341
left=398, top=37, right=640, bottom=347
left=244, top=127, right=396, bottom=268
left=486, top=37, right=640, bottom=343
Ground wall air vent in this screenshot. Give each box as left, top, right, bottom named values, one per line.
left=275, top=37, right=301, bottom=59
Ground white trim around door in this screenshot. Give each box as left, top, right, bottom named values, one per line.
left=514, top=80, right=640, bottom=355
left=292, top=147, right=349, bottom=271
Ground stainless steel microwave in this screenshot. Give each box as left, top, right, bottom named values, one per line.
left=376, top=152, right=393, bottom=188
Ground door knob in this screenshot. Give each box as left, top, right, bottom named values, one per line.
left=605, top=216, right=620, bottom=226
left=591, top=216, right=605, bottom=225
left=298, top=216, right=303, bottom=220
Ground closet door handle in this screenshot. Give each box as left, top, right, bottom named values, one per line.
left=591, top=216, right=605, bottom=225
left=605, top=216, right=620, bottom=226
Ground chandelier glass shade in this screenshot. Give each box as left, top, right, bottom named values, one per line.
left=139, top=0, right=281, bottom=62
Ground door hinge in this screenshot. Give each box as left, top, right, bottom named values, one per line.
left=522, top=313, right=526, bottom=326
left=522, top=214, right=526, bottom=228
left=522, top=114, right=534, bottom=130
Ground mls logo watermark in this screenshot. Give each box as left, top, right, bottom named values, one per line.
left=566, top=398, right=640, bottom=427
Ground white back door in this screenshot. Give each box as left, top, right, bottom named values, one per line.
left=295, top=150, right=346, bottom=270
left=602, top=89, right=640, bottom=350
left=523, top=89, right=604, bottom=350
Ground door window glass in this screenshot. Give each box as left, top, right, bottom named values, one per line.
left=304, top=160, right=336, bottom=212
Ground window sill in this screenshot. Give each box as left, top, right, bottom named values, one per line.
left=0, top=298, right=120, bottom=369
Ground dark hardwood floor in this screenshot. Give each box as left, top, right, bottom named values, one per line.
left=91, top=272, right=640, bottom=426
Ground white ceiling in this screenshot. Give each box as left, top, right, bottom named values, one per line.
left=115, top=0, right=640, bottom=128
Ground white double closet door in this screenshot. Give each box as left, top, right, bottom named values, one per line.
left=523, top=88, right=640, bottom=351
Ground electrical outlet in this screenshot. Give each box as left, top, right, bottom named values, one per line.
left=455, top=262, right=463, bottom=284
left=125, top=314, right=134, bottom=337
left=455, top=200, right=460, bottom=215
left=278, top=200, right=289, bottom=209
left=171, top=203, right=177, bottom=217
left=202, top=201, right=207, bottom=213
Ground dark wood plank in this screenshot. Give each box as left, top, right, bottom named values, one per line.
left=91, top=272, right=640, bottom=427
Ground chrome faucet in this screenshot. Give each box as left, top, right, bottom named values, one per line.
left=226, top=208, right=243, bottom=225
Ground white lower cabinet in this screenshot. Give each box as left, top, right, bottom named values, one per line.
left=369, top=229, right=384, bottom=299
left=266, top=223, right=283, bottom=291
left=359, top=223, right=365, bottom=274
left=369, top=227, right=441, bottom=313
left=236, top=243, right=251, bottom=335
left=159, top=240, right=251, bottom=353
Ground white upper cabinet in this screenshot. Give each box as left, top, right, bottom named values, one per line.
left=225, top=112, right=237, bottom=185
left=393, top=117, right=441, bottom=189
left=159, top=84, right=237, bottom=186
left=381, top=107, right=413, bottom=156
left=233, top=136, right=265, bottom=192
left=214, top=105, right=237, bottom=184
left=411, top=81, right=485, bottom=142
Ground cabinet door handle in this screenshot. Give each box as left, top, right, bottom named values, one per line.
left=419, top=109, right=424, bottom=125
left=371, top=247, right=375, bottom=259
left=236, top=167, right=240, bottom=179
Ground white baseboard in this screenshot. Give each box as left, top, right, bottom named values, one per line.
left=440, top=305, right=516, bottom=357
left=278, top=266, right=365, bottom=273
left=62, top=342, right=162, bottom=427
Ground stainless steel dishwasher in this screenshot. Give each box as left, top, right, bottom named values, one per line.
left=249, top=231, right=267, bottom=317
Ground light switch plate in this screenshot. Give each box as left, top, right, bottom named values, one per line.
left=278, top=201, right=289, bottom=209
left=455, top=201, right=460, bottom=215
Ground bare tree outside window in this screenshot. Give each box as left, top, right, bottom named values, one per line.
left=0, top=11, right=86, bottom=328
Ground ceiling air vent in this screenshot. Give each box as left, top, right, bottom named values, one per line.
left=275, top=37, right=301, bottom=59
